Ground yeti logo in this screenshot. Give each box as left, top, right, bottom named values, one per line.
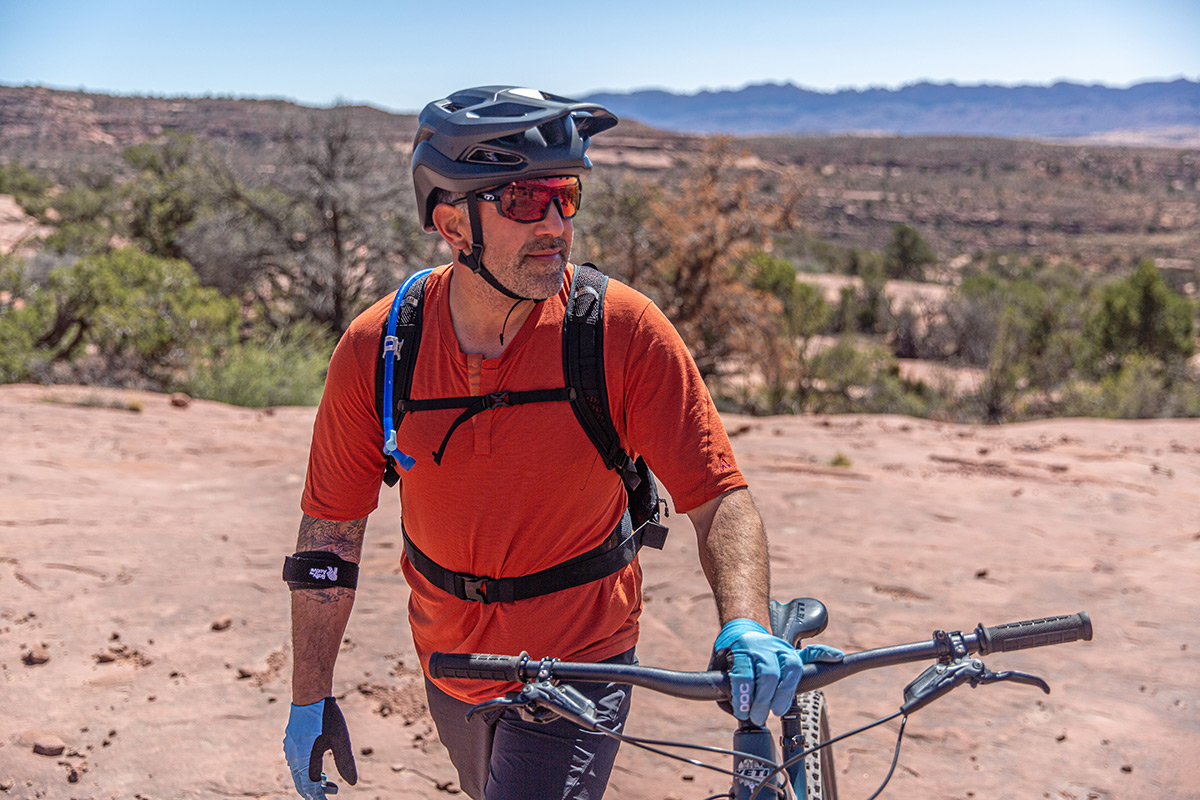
left=735, top=757, right=773, bottom=790
left=309, top=566, right=338, bottom=582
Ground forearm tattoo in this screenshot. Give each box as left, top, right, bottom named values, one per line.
left=295, top=514, right=367, bottom=603
left=296, top=514, right=367, bottom=562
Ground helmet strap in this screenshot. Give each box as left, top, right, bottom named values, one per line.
left=457, top=194, right=537, bottom=302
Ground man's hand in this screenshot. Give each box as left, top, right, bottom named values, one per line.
left=284, top=697, right=358, bottom=798
left=713, top=619, right=804, bottom=727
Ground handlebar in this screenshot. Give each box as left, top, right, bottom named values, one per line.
left=429, top=611, right=1092, bottom=700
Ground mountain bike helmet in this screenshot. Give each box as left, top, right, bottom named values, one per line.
left=412, top=86, right=619, bottom=231
left=411, top=86, right=618, bottom=301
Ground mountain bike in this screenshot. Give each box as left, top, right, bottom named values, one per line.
left=430, top=598, right=1093, bottom=800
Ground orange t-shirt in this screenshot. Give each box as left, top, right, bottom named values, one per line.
left=301, top=264, right=747, bottom=703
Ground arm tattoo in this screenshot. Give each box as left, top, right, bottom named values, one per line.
left=305, top=587, right=354, bottom=605
left=296, top=514, right=367, bottom=563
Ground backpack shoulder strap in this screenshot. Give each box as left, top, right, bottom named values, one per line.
left=376, top=268, right=434, bottom=487
left=562, top=263, right=641, bottom=492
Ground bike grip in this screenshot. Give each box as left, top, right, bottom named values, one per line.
left=977, top=612, right=1093, bottom=654
left=428, top=652, right=522, bottom=681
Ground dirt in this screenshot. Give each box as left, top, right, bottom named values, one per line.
left=1, top=384, right=1196, bottom=799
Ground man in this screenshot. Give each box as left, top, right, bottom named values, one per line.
left=283, top=86, right=809, bottom=800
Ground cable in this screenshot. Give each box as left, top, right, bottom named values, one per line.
left=747, top=711, right=905, bottom=800
left=499, top=298, right=524, bottom=346
left=589, top=724, right=788, bottom=799
left=863, top=716, right=907, bottom=800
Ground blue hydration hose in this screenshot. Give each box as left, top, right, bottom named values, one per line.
left=381, top=268, right=435, bottom=473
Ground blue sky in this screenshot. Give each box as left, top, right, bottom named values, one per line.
left=2, top=0, right=1197, bottom=112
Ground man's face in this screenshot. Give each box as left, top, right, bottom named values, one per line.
left=471, top=177, right=579, bottom=301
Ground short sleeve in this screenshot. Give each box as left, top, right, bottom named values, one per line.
left=610, top=292, right=747, bottom=514
left=300, top=300, right=392, bottom=521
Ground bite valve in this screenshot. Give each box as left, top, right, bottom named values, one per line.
left=384, top=431, right=416, bottom=471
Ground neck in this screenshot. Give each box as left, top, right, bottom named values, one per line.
left=447, top=261, right=539, bottom=359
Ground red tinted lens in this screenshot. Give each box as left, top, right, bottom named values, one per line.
left=498, top=177, right=581, bottom=222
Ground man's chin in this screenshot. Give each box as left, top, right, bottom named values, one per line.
left=518, top=255, right=567, bottom=295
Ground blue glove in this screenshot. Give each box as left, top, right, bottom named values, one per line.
left=284, top=697, right=358, bottom=799
left=714, top=619, right=843, bottom=727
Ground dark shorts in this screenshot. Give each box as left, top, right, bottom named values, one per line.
left=425, top=648, right=636, bottom=800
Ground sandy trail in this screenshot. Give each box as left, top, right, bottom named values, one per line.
left=1, top=384, right=1196, bottom=799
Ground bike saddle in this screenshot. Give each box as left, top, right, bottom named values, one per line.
left=769, top=597, right=829, bottom=647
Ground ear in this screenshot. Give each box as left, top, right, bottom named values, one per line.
left=432, top=203, right=471, bottom=254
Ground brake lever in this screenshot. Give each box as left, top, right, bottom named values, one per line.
left=466, top=693, right=524, bottom=721
left=466, top=680, right=601, bottom=730
left=975, top=667, right=1051, bottom=694
left=901, top=658, right=1051, bottom=715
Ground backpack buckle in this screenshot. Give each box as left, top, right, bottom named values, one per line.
left=460, top=576, right=488, bottom=602
left=485, top=391, right=512, bottom=409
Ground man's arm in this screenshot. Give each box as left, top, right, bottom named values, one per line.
left=290, top=513, right=367, bottom=705
left=687, top=486, right=771, bottom=627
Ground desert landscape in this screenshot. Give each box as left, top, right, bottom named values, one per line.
left=1, top=383, right=1196, bottom=799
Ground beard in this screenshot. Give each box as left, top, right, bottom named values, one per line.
left=488, top=236, right=571, bottom=301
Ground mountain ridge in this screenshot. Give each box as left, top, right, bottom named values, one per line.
left=582, top=78, right=1200, bottom=141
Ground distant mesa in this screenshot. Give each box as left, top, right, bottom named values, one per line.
left=581, top=79, right=1200, bottom=144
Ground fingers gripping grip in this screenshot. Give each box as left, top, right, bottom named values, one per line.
left=429, top=653, right=523, bottom=681
left=977, top=612, right=1093, bottom=654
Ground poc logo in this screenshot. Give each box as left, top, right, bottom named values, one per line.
left=309, top=566, right=338, bottom=582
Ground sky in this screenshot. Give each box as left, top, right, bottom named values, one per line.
left=2, top=0, right=1198, bottom=113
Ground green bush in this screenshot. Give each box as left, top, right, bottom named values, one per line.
left=1060, top=356, right=1200, bottom=419
left=0, top=249, right=238, bottom=386
left=834, top=252, right=890, bottom=335
left=0, top=259, right=53, bottom=382
left=884, top=224, right=936, bottom=281
left=807, top=335, right=934, bottom=416
left=181, top=321, right=333, bottom=408
left=0, top=163, right=53, bottom=215
left=1082, top=260, right=1195, bottom=376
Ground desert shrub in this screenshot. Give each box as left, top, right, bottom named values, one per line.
left=0, top=258, right=53, bottom=382
left=740, top=251, right=831, bottom=413
left=178, top=109, right=428, bottom=336
left=576, top=138, right=796, bottom=380
left=181, top=320, right=333, bottom=408
left=883, top=224, right=936, bottom=281
left=806, top=335, right=934, bottom=416
left=1081, top=260, right=1195, bottom=377
left=0, top=248, right=238, bottom=387
left=927, top=260, right=1089, bottom=383
left=0, top=163, right=53, bottom=214
left=745, top=252, right=831, bottom=339
left=973, top=306, right=1027, bottom=423
left=120, top=135, right=207, bottom=260
left=1060, top=355, right=1200, bottom=418
left=831, top=252, right=889, bottom=335
left=40, top=169, right=124, bottom=255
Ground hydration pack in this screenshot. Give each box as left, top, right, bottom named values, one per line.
left=373, top=263, right=668, bottom=603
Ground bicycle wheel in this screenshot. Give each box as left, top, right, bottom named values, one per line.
left=796, top=690, right=837, bottom=800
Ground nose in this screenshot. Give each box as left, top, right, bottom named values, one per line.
left=533, top=199, right=567, bottom=235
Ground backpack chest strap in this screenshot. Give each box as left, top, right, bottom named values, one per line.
left=402, top=387, right=574, bottom=465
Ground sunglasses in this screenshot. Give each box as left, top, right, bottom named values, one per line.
left=474, top=176, right=582, bottom=223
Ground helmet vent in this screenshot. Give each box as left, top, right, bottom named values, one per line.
left=538, top=120, right=567, bottom=147
left=463, top=147, right=524, bottom=166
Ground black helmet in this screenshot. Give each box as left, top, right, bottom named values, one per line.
left=412, top=86, right=618, bottom=232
